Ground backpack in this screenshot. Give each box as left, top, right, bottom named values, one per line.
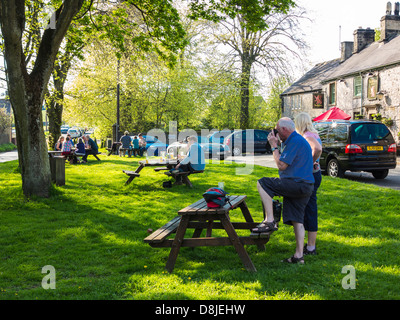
left=202, top=187, right=231, bottom=208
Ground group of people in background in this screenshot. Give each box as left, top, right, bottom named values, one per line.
left=119, top=131, right=147, bottom=157
left=54, top=134, right=98, bottom=163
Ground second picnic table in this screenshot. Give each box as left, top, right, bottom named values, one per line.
left=123, top=159, right=204, bottom=187
left=123, top=159, right=177, bottom=185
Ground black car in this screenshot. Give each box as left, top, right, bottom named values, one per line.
left=224, top=129, right=271, bottom=156
left=314, top=120, right=397, bottom=179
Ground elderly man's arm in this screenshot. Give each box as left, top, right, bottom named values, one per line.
left=271, top=149, right=289, bottom=171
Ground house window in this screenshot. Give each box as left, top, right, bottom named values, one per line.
left=353, top=76, right=362, bottom=98
left=329, top=82, right=336, bottom=105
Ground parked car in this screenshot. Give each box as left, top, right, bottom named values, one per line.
left=140, top=135, right=168, bottom=156
left=314, top=120, right=397, bottom=179
left=208, top=130, right=233, bottom=144
left=224, top=129, right=272, bottom=156
left=67, top=128, right=81, bottom=139
left=60, top=125, right=69, bottom=134
left=167, top=141, right=230, bottom=160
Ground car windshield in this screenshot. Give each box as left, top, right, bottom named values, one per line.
left=351, top=123, right=391, bottom=142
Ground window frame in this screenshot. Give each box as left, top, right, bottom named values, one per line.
left=353, top=76, right=362, bottom=98
left=329, top=82, right=336, bottom=105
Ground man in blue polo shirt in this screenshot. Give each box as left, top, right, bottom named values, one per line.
left=253, top=117, right=314, bottom=264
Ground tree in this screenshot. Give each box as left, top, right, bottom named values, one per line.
left=0, top=0, right=186, bottom=198
left=0, top=0, right=86, bottom=197
left=202, top=3, right=308, bottom=128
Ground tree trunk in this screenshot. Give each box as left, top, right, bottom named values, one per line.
left=0, top=0, right=85, bottom=197
left=47, top=97, right=64, bottom=150
left=239, top=59, right=252, bottom=129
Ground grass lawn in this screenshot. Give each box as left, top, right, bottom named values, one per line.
left=0, top=152, right=399, bottom=300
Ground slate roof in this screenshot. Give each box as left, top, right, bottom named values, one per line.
left=281, top=34, right=400, bottom=94
left=324, top=35, right=400, bottom=81
left=281, top=59, right=340, bottom=95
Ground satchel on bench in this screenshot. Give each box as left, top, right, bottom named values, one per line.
left=202, top=187, right=232, bottom=209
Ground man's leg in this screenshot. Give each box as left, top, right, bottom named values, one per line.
left=257, top=181, right=274, bottom=223
left=292, top=222, right=305, bottom=258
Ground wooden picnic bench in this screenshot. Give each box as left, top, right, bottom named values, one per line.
left=123, top=160, right=203, bottom=187
left=144, top=195, right=271, bottom=273
left=119, top=147, right=133, bottom=157
left=163, top=169, right=204, bottom=188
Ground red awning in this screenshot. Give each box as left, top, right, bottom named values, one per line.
left=312, top=107, right=351, bottom=122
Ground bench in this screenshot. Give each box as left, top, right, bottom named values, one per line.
left=154, top=167, right=169, bottom=172
left=144, top=195, right=270, bottom=273
left=86, top=151, right=102, bottom=161
left=119, top=148, right=133, bottom=157
left=122, top=170, right=141, bottom=185
left=164, top=170, right=204, bottom=188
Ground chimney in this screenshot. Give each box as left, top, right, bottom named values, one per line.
left=353, top=27, right=375, bottom=53
left=381, top=2, right=400, bottom=41
left=341, top=41, right=354, bottom=61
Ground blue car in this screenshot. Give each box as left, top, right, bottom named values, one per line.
left=207, top=130, right=233, bottom=144
left=142, top=135, right=168, bottom=156
left=167, top=141, right=230, bottom=160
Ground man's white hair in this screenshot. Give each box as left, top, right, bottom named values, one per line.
left=278, top=117, right=295, bottom=132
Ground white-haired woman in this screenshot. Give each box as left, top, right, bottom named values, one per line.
left=294, top=112, right=322, bottom=255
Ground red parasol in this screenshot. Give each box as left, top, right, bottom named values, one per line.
left=312, top=107, right=351, bottom=122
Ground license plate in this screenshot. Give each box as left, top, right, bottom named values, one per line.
left=367, top=146, right=383, bottom=151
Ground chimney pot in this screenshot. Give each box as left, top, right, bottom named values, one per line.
left=395, top=2, right=400, bottom=15
left=387, top=2, right=392, bottom=15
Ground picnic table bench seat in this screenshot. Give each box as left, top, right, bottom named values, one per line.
left=164, top=169, right=204, bottom=188
left=119, top=147, right=133, bottom=157
left=122, top=170, right=141, bottom=185
left=144, top=195, right=270, bottom=273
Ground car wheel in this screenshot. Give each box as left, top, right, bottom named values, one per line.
left=232, top=146, right=242, bottom=156
left=327, top=158, right=345, bottom=178
left=372, top=169, right=389, bottom=179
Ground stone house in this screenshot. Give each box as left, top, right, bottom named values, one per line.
left=281, top=2, right=400, bottom=142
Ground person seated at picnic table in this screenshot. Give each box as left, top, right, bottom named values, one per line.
left=172, top=136, right=205, bottom=174
left=119, top=131, right=132, bottom=157
left=74, top=138, right=86, bottom=163
left=54, top=136, right=64, bottom=151
left=81, top=135, right=99, bottom=163
left=138, top=133, right=147, bottom=157
left=61, top=136, right=75, bottom=164
left=131, top=135, right=140, bottom=157
left=66, top=133, right=75, bottom=146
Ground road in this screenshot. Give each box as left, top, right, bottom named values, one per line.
left=227, top=153, right=400, bottom=191
left=0, top=150, right=18, bottom=163
left=1, top=150, right=399, bottom=191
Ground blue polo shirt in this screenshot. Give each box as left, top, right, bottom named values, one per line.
left=279, top=131, right=314, bottom=183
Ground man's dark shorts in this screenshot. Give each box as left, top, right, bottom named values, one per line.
left=258, top=177, right=314, bottom=225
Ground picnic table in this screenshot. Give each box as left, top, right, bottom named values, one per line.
left=144, top=195, right=270, bottom=273
left=123, top=159, right=204, bottom=187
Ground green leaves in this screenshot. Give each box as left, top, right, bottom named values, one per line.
left=188, top=0, right=296, bottom=31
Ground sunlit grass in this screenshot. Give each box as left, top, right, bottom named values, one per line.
left=0, top=151, right=399, bottom=300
